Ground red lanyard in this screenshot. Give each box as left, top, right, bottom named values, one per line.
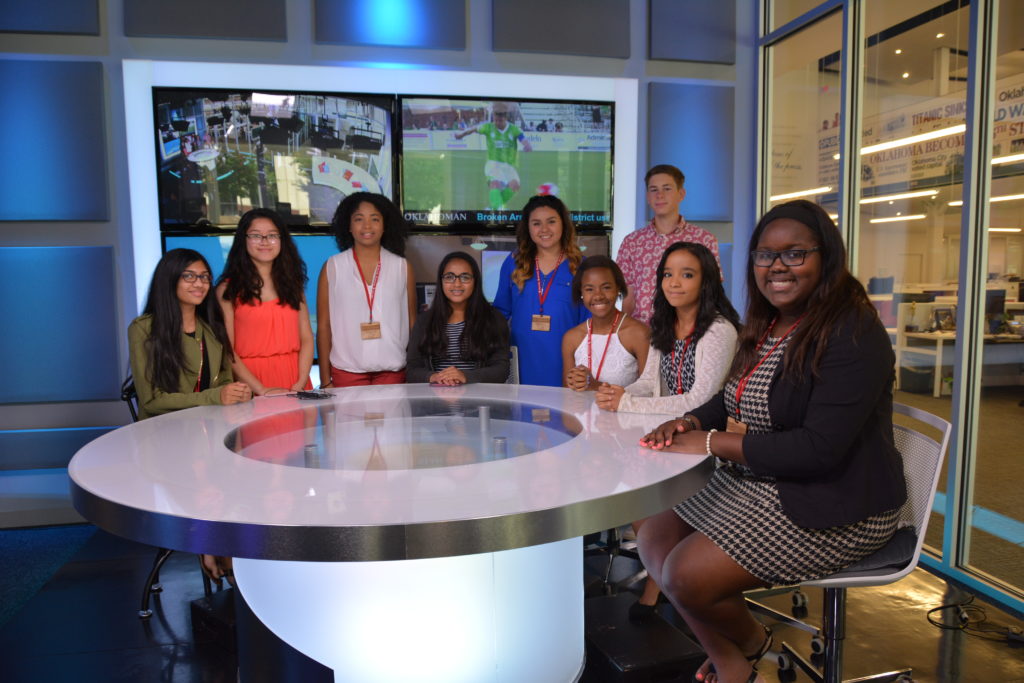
left=353, top=256, right=382, bottom=322
left=587, top=312, right=621, bottom=383
left=733, top=316, right=803, bottom=416
left=672, top=335, right=693, bottom=395
left=534, top=252, right=564, bottom=315
left=193, top=336, right=205, bottom=392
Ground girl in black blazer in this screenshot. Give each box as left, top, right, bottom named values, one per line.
left=637, top=200, right=906, bottom=683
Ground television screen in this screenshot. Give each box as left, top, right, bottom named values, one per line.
left=399, top=96, right=613, bottom=228
left=154, top=87, right=396, bottom=230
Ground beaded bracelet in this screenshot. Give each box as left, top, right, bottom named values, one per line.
left=706, top=428, right=718, bottom=457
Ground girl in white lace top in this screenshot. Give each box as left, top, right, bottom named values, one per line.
left=594, top=241, right=740, bottom=623
left=596, top=242, right=739, bottom=415
left=561, top=256, right=650, bottom=391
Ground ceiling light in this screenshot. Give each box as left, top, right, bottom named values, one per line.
left=828, top=213, right=839, bottom=220
left=833, top=153, right=840, bottom=160
left=948, top=193, right=1024, bottom=207
left=895, top=49, right=903, bottom=55
left=862, top=124, right=966, bottom=155
left=992, top=153, right=1024, bottom=165
left=936, top=32, right=945, bottom=38
left=902, top=72, right=910, bottom=79
left=860, top=190, right=939, bottom=204
left=989, top=227, right=1021, bottom=233
left=769, top=186, right=832, bottom=201
left=870, top=215, right=927, bottom=223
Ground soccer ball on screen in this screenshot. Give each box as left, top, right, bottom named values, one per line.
left=536, top=182, right=560, bottom=197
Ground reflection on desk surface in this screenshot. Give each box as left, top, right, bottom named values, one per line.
left=226, top=397, right=584, bottom=471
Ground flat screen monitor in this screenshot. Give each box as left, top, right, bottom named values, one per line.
left=163, top=234, right=337, bottom=336
left=985, top=289, right=1006, bottom=316
left=399, top=96, right=613, bottom=228
left=154, top=87, right=396, bottom=230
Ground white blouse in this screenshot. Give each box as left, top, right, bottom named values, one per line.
left=617, top=316, right=738, bottom=415
left=326, top=248, right=409, bottom=373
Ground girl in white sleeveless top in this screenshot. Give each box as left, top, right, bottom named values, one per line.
left=316, top=193, right=417, bottom=387
left=561, top=256, right=649, bottom=391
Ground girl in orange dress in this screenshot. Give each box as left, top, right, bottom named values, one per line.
left=216, top=208, right=314, bottom=394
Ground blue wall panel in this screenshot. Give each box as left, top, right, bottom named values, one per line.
left=648, top=82, right=734, bottom=222
left=649, top=0, right=735, bottom=64
left=0, top=60, right=108, bottom=221
left=316, top=0, right=466, bottom=49
left=0, top=0, right=99, bottom=35
left=0, top=247, right=120, bottom=403
left=0, top=427, right=117, bottom=470
left=124, top=0, right=286, bottom=40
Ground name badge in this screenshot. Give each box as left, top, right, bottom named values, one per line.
left=360, top=322, right=382, bottom=340
left=726, top=416, right=748, bottom=435
left=531, top=314, right=551, bottom=332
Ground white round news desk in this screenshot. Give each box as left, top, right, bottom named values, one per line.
left=69, top=383, right=712, bottom=683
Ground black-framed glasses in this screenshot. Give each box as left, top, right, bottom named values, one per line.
left=442, top=272, right=474, bottom=284
left=246, top=233, right=281, bottom=244
left=180, top=271, right=212, bottom=284
left=751, top=248, right=820, bottom=267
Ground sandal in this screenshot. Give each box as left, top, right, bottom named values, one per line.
left=692, top=623, right=773, bottom=683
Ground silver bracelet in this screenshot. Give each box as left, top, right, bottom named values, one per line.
left=705, top=428, right=718, bottom=457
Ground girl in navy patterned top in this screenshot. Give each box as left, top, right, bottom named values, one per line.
left=406, top=252, right=510, bottom=384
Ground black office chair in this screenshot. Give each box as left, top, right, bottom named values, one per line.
left=121, top=377, right=215, bottom=618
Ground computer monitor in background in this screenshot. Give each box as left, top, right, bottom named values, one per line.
left=985, top=289, right=1006, bottom=317
left=892, top=292, right=935, bottom=306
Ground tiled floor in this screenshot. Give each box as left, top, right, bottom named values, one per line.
left=1, top=528, right=1022, bottom=682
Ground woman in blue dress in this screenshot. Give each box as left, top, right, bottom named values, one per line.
left=494, top=195, right=587, bottom=386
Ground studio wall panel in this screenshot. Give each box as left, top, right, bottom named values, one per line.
left=649, top=0, right=735, bottom=64
left=0, top=0, right=99, bottom=35
left=316, top=0, right=466, bottom=49
left=0, top=60, right=108, bottom=221
left=492, top=0, right=630, bottom=58
left=124, top=0, right=287, bottom=41
left=0, top=427, right=116, bottom=470
left=0, top=247, right=120, bottom=404
left=648, top=82, right=734, bottom=222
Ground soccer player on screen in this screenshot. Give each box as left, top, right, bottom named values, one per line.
left=454, top=101, right=532, bottom=210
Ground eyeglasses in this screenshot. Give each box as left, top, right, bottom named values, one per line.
left=442, top=272, right=474, bottom=284
left=180, top=271, right=212, bottom=284
left=751, top=248, right=820, bottom=267
left=246, top=233, right=281, bottom=244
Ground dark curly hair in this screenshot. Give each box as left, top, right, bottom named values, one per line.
left=729, top=199, right=877, bottom=380
left=218, top=208, right=307, bottom=309
left=650, top=242, right=739, bottom=355
left=330, top=192, right=408, bottom=257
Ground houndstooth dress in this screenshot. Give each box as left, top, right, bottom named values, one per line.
left=674, top=335, right=900, bottom=585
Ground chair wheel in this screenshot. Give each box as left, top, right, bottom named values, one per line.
left=810, top=635, right=825, bottom=655
left=138, top=609, right=153, bottom=619
left=776, top=652, right=794, bottom=671
left=149, top=582, right=163, bottom=593
left=895, top=676, right=913, bottom=682
left=791, top=591, right=808, bottom=608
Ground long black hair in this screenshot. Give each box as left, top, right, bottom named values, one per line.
left=141, top=248, right=231, bottom=394
left=730, top=199, right=876, bottom=379
left=330, top=192, right=408, bottom=257
left=650, top=242, right=740, bottom=355
left=418, top=252, right=502, bottom=363
left=218, top=208, right=307, bottom=309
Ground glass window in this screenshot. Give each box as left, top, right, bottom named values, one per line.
left=968, top=0, right=1024, bottom=591
left=769, top=0, right=831, bottom=32
left=855, top=1, right=971, bottom=558
left=765, top=11, right=843, bottom=217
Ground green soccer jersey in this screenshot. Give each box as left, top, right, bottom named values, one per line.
left=479, top=122, right=523, bottom=165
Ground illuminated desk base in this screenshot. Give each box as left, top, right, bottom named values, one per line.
left=235, top=537, right=584, bottom=683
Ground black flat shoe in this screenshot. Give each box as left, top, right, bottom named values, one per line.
left=628, top=599, right=659, bottom=623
